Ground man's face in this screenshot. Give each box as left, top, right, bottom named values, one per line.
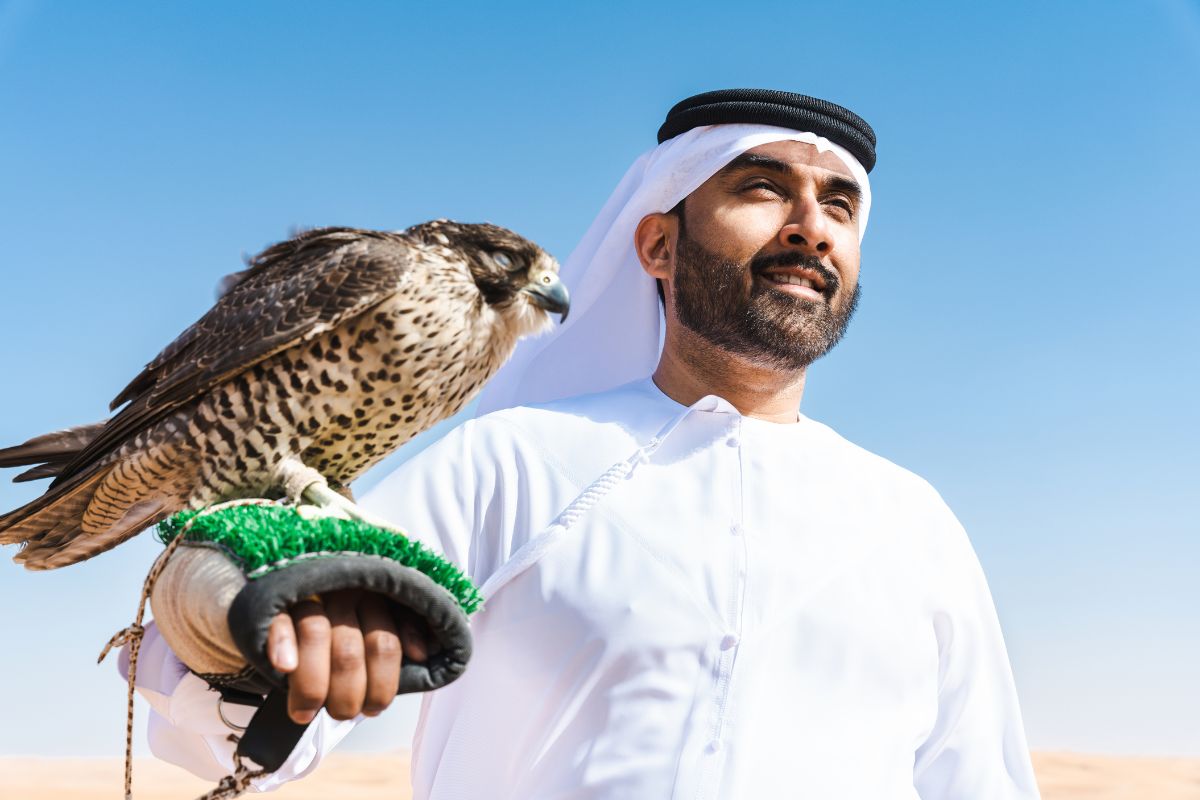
left=667, top=140, right=864, bottom=371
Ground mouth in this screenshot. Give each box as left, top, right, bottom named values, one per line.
left=757, top=267, right=829, bottom=302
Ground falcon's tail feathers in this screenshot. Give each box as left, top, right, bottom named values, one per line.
left=0, top=421, right=107, bottom=483
left=0, top=467, right=106, bottom=556
left=13, top=463, right=62, bottom=482
left=0, top=466, right=164, bottom=569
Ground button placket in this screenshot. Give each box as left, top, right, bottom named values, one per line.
left=725, top=415, right=741, bottom=449
left=694, top=419, right=746, bottom=797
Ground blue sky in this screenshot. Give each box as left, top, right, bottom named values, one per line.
left=0, top=0, right=1196, bottom=758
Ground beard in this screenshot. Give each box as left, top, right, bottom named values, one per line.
left=671, top=230, right=861, bottom=371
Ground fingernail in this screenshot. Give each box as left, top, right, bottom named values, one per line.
left=276, top=643, right=297, bottom=671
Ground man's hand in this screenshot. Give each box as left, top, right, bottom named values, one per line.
left=266, top=589, right=430, bottom=724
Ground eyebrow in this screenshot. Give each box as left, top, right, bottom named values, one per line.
left=719, top=153, right=864, bottom=207
left=719, top=152, right=793, bottom=177
left=823, top=175, right=864, bottom=208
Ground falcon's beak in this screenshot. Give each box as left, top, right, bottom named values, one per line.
left=521, top=272, right=571, bottom=323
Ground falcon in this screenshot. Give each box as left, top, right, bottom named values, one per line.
left=0, top=220, right=569, bottom=569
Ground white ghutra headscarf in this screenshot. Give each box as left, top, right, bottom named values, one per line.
left=475, top=123, right=872, bottom=417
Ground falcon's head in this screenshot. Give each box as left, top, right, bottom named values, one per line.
left=408, top=220, right=570, bottom=335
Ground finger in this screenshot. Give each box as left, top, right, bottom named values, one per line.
left=267, top=612, right=298, bottom=673
left=358, top=595, right=402, bottom=716
left=287, top=599, right=331, bottom=725
left=398, top=611, right=431, bottom=663
left=324, top=590, right=368, bottom=721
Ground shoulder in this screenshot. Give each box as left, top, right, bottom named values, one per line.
left=800, top=417, right=978, bottom=558
left=466, top=379, right=669, bottom=486
left=798, top=422, right=996, bottom=609
left=804, top=417, right=949, bottom=508
left=481, top=378, right=670, bottom=439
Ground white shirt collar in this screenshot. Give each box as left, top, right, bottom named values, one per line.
left=634, top=374, right=807, bottom=426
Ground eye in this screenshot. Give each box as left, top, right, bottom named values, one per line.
left=492, top=251, right=515, bottom=269
left=823, top=196, right=855, bottom=219
left=742, top=179, right=786, bottom=199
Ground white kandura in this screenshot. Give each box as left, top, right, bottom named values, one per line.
left=124, top=376, right=1040, bottom=799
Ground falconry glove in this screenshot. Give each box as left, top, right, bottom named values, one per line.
left=147, top=501, right=480, bottom=772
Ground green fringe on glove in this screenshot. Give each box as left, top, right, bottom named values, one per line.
left=157, top=504, right=483, bottom=614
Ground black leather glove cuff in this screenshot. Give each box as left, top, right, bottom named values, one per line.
left=228, top=554, right=473, bottom=694
left=224, top=554, right=473, bottom=771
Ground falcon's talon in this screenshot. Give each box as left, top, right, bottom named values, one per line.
left=275, top=458, right=330, bottom=506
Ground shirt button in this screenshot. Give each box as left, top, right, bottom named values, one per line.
left=725, top=436, right=740, bottom=447
left=720, top=634, right=740, bottom=650
left=707, top=739, right=724, bottom=753
left=730, top=522, right=743, bottom=536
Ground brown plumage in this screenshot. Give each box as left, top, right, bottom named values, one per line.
left=0, top=220, right=568, bottom=570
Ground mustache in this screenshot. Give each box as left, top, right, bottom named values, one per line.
left=749, top=251, right=840, bottom=296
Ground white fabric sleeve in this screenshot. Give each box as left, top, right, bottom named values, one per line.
left=116, top=621, right=357, bottom=792
left=912, top=526, right=1041, bottom=799
left=358, top=419, right=501, bottom=584
left=359, top=413, right=591, bottom=589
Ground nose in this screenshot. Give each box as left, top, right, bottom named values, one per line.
left=778, top=198, right=834, bottom=257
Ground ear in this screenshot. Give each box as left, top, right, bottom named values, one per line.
left=634, top=212, right=678, bottom=282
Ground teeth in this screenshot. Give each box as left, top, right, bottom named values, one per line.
left=766, top=273, right=817, bottom=289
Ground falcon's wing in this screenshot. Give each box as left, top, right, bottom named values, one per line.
left=55, top=227, right=418, bottom=485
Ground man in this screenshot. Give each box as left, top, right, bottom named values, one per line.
left=124, top=89, right=1040, bottom=798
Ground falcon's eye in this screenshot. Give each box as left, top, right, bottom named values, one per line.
left=491, top=252, right=514, bottom=270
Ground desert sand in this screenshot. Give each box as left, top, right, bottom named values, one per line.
left=1, top=751, right=1196, bottom=799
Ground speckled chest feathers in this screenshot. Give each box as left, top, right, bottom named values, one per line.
left=191, top=288, right=509, bottom=501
